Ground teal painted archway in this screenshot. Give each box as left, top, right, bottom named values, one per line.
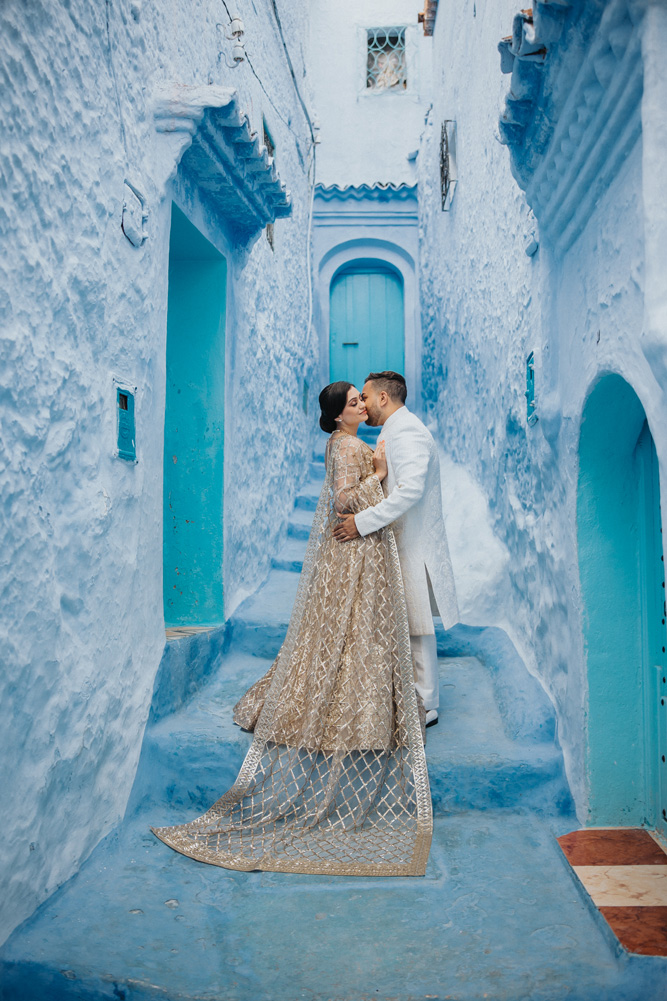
left=163, top=205, right=227, bottom=626
left=577, top=374, right=667, bottom=833
left=329, top=261, right=404, bottom=387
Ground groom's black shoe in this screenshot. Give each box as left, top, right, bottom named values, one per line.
left=425, top=709, right=438, bottom=728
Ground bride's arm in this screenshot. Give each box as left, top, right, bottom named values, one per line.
left=331, top=437, right=385, bottom=516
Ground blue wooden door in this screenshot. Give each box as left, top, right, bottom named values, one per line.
left=329, top=264, right=404, bottom=387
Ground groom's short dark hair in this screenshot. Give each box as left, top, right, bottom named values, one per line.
left=365, top=371, right=407, bottom=404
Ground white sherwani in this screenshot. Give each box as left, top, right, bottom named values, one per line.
left=354, top=407, right=459, bottom=635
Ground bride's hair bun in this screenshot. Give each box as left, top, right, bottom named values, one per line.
left=319, top=381, right=353, bottom=434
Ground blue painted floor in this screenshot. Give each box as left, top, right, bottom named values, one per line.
left=2, top=434, right=666, bottom=1000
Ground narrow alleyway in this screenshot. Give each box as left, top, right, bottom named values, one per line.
left=2, top=434, right=664, bottom=1001
left=3, top=0, right=667, bottom=997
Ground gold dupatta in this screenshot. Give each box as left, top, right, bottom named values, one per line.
left=152, top=432, right=433, bottom=876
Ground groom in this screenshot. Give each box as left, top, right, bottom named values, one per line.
left=333, top=371, right=459, bottom=728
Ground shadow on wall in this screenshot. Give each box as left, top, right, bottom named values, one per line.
left=438, top=450, right=512, bottom=627
left=577, top=373, right=667, bottom=833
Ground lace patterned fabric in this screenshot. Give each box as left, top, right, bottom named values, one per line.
left=152, top=431, right=433, bottom=876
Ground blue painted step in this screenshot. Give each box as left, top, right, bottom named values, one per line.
left=295, top=491, right=318, bottom=511
left=287, top=507, right=314, bottom=541
left=271, top=536, right=307, bottom=573
left=136, top=650, right=572, bottom=820
left=230, top=569, right=299, bottom=658
left=4, top=808, right=663, bottom=1001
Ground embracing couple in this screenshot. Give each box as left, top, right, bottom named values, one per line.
left=153, top=371, right=459, bottom=877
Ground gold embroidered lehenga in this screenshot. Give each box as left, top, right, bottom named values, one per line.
left=152, top=431, right=433, bottom=876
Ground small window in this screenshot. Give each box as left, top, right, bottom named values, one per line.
left=367, top=27, right=407, bottom=91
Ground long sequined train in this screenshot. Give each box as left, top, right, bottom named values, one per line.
left=152, top=430, right=432, bottom=876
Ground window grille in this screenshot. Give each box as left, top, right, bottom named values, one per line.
left=440, top=119, right=458, bottom=211
left=367, top=27, right=407, bottom=91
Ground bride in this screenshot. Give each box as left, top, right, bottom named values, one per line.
left=152, top=383, right=432, bottom=876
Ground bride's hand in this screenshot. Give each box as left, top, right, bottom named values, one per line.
left=373, top=441, right=387, bottom=481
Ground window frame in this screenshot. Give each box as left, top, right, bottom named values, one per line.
left=358, top=24, right=416, bottom=98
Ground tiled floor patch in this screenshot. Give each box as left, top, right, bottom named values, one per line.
left=600, top=906, right=667, bottom=956
left=558, top=828, right=667, bottom=956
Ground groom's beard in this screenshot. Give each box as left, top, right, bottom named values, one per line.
left=364, top=406, right=382, bottom=426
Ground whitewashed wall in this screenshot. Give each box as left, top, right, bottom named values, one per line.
left=0, top=0, right=316, bottom=945
left=309, top=0, right=432, bottom=186
left=417, top=0, right=667, bottom=816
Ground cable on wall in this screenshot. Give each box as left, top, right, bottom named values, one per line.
left=218, top=0, right=314, bottom=159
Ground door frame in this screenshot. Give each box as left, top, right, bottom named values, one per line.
left=637, top=420, right=667, bottom=837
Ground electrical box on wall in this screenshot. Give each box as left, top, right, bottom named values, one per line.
left=115, top=383, right=137, bottom=461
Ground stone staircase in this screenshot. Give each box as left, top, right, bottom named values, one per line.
left=2, top=431, right=665, bottom=1001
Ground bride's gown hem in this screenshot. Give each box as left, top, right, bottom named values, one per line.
left=152, top=431, right=433, bottom=877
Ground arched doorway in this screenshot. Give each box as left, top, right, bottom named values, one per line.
left=577, top=374, right=667, bottom=834
left=329, top=261, right=404, bottom=386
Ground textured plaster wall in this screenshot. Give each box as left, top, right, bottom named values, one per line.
left=0, top=0, right=315, bottom=944
left=418, top=0, right=665, bottom=818
left=310, top=0, right=432, bottom=187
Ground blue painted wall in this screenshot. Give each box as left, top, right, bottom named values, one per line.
left=164, top=205, right=226, bottom=626
left=0, top=0, right=317, bottom=947
left=577, top=375, right=660, bottom=826
left=413, top=0, right=666, bottom=824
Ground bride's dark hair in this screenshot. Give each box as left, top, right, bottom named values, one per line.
left=319, top=381, right=353, bottom=433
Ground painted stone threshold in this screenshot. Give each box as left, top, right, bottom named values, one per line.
left=559, top=827, right=667, bottom=956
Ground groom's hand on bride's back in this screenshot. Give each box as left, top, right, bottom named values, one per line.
left=333, top=514, right=360, bottom=542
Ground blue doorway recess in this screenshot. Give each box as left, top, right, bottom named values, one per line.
left=329, top=262, right=404, bottom=387
left=577, top=374, right=667, bottom=834
left=163, top=205, right=227, bottom=626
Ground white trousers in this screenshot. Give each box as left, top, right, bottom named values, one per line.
left=410, top=633, right=439, bottom=711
